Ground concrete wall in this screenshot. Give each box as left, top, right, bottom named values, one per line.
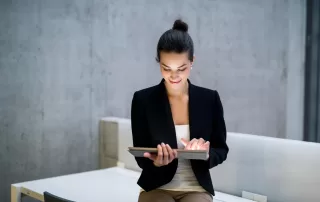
left=0, top=0, right=305, bottom=201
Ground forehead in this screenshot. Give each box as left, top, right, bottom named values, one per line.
left=159, top=52, right=189, bottom=64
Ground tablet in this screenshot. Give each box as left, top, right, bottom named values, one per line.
left=128, top=147, right=208, bottom=160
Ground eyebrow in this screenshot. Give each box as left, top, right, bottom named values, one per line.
left=161, top=63, right=187, bottom=69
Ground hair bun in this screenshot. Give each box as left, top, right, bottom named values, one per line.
left=172, top=19, right=188, bottom=32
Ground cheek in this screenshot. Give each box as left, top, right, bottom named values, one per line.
left=180, top=69, right=191, bottom=78
left=160, top=70, right=170, bottom=78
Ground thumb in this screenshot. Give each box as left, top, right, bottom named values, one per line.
left=180, top=138, right=189, bottom=147
left=143, top=152, right=156, bottom=161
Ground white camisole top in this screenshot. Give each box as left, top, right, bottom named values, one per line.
left=158, top=125, right=206, bottom=192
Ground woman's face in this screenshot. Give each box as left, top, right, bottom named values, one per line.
left=159, top=51, right=193, bottom=91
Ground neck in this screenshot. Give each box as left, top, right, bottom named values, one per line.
left=165, top=81, right=189, bottom=97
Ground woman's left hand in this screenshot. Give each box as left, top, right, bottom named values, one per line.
left=180, top=138, right=210, bottom=159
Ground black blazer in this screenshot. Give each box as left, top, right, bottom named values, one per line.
left=130, top=79, right=229, bottom=196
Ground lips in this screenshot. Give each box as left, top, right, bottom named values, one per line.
left=169, top=79, right=182, bottom=84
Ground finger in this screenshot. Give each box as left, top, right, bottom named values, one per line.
left=156, top=144, right=163, bottom=165
left=180, top=138, right=188, bottom=147
left=173, top=149, right=178, bottom=159
left=197, top=138, right=205, bottom=149
left=190, top=139, right=199, bottom=150
left=198, top=138, right=205, bottom=145
left=187, top=138, right=197, bottom=150
left=166, top=144, right=174, bottom=162
left=162, top=143, right=169, bottom=165
left=143, top=152, right=151, bottom=159
left=204, top=141, right=210, bottom=148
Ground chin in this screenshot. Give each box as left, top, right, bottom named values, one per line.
left=169, top=84, right=182, bottom=90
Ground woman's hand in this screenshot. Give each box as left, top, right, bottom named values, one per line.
left=181, top=138, right=210, bottom=160
left=143, top=143, right=177, bottom=167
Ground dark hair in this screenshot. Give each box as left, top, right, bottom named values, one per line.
left=156, top=19, right=194, bottom=62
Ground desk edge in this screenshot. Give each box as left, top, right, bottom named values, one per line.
left=21, top=187, right=44, bottom=201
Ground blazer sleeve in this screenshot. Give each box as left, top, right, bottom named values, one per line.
left=131, top=92, right=161, bottom=170
left=207, top=90, right=229, bottom=169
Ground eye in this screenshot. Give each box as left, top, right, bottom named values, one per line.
left=178, top=68, right=187, bottom=72
left=163, top=67, right=170, bottom=71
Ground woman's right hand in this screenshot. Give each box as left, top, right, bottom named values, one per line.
left=143, top=143, right=177, bottom=167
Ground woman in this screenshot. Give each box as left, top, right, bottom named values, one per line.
left=131, top=19, right=229, bottom=202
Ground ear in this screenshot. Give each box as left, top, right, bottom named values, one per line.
left=191, top=55, right=196, bottom=66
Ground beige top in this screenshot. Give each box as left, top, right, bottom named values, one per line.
left=157, top=125, right=206, bottom=192
left=139, top=125, right=206, bottom=193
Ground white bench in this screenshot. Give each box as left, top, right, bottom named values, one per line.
left=100, top=117, right=320, bottom=202
left=11, top=167, right=252, bottom=202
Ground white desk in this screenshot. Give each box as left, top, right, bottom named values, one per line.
left=11, top=167, right=253, bottom=202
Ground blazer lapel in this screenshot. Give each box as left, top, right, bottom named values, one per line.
left=188, top=80, right=201, bottom=140
left=160, top=79, right=178, bottom=148
left=146, top=79, right=178, bottom=149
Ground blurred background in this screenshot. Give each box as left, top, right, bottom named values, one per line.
left=0, top=0, right=319, bottom=201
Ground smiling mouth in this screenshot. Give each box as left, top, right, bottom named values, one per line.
left=169, top=79, right=182, bottom=84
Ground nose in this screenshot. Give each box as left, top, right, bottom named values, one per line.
left=170, top=71, right=179, bottom=79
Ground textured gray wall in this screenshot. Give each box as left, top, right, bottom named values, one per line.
left=0, top=0, right=305, bottom=201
